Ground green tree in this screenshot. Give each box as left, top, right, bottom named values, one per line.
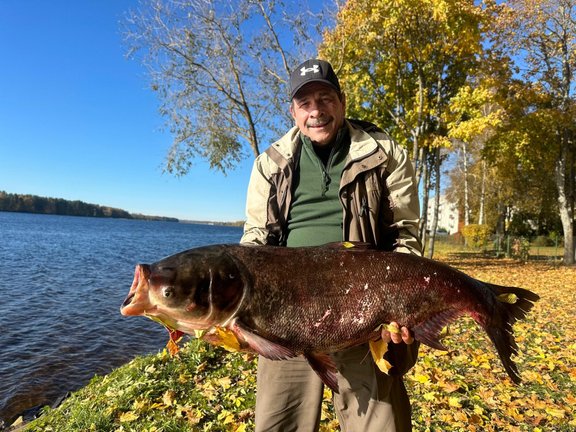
left=124, top=0, right=327, bottom=174
left=491, top=0, right=576, bottom=264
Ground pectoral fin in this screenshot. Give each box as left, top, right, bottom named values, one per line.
left=232, top=320, right=297, bottom=360
left=304, top=352, right=339, bottom=393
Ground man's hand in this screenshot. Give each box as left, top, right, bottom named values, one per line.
left=381, top=322, right=414, bottom=345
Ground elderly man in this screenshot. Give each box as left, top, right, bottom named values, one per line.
left=241, top=58, right=422, bottom=432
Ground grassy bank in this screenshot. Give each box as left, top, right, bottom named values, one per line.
left=22, top=256, right=575, bottom=431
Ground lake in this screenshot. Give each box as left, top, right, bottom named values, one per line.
left=0, top=212, right=243, bottom=427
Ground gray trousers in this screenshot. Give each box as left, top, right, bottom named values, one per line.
left=254, top=344, right=414, bottom=432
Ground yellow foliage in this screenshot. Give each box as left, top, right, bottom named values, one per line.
left=461, top=224, right=491, bottom=249
left=118, top=411, right=139, bottom=423
left=320, top=0, right=488, bottom=153
left=368, top=338, right=393, bottom=374
left=212, top=326, right=242, bottom=352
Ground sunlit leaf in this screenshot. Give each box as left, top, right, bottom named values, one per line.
left=118, top=411, right=139, bottom=423
left=369, top=338, right=392, bottom=374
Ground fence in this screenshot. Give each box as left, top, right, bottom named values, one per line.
left=433, top=234, right=564, bottom=263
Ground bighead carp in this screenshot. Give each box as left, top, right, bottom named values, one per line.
left=120, top=242, right=539, bottom=392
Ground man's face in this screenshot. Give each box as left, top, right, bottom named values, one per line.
left=290, top=82, right=346, bottom=147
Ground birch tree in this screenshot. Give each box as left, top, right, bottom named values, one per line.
left=446, top=83, right=505, bottom=227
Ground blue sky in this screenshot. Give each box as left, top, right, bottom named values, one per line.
left=0, top=1, right=261, bottom=222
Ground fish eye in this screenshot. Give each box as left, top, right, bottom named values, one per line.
left=162, top=286, right=175, bottom=298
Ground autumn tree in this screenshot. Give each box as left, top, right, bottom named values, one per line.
left=492, top=0, right=576, bottom=264
left=124, top=0, right=326, bottom=174
left=482, top=81, right=567, bottom=236
left=319, top=0, right=490, bottom=256
left=445, top=74, right=506, bottom=228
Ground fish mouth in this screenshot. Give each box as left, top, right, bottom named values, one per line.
left=120, top=264, right=154, bottom=316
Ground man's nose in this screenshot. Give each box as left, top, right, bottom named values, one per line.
left=309, top=101, right=323, bottom=116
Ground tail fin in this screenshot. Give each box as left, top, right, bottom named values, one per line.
left=485, top=284, right=540, bottom=384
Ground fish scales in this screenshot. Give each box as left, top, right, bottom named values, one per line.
left=121, top=242, right=539, bottom=392
left=238, top=247, right=477, bottom=349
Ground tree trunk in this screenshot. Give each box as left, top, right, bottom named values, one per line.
left=427, top=147, right=442, bottom=259
left=419, top=147, right=430, bottom=248
left=555, top=142, right=575, bottom=265
left=478, top=160, right=486, bottom=225
left=461, top=141, right=470, bottom=226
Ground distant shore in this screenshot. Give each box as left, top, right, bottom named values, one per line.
left=0, top=191, right=244, bottom=226
left=0, top=191, right=177, bottom=221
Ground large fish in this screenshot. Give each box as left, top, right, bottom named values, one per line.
left=120, top=242, right=539, bottom=391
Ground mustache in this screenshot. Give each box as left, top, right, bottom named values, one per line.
left=306, top=116, right=333, bottom=127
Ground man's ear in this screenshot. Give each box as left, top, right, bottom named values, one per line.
left=289, top=101, right=296, bottom=119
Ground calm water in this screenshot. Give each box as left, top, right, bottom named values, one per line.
left=0, top=212, right=243, bottom=426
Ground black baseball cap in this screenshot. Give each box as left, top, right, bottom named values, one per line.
left=289, top=59, right=341, bottom=100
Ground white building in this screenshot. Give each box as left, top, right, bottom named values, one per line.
left=426, top=195, right=459, bottom=235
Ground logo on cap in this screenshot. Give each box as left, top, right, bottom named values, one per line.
left=300, top=65, right=320, bottom=76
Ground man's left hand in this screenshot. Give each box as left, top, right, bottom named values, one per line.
left=381, top=321, right=414, bottom=345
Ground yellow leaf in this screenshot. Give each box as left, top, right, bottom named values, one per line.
left=217, top=376, right=232, bottom=389
left=132, top=399, right=147, bottom=411
left=369, top=338, right=392, bottom=373
left=218, top=410, right=234, bottom=424
left=212, top=326, right=241, bottom=352
left=413, top=373, right=430, bottom=384
left=545, top=407, right=565, bottom=419
left=163, top=390, right=176, bottom=407
left=497, top=293, right=518, bottom=304
left=119, top=411, right=139, bottom=423
left=167, top=338, right=180, bottom=356
left=386, top=323, right=401, bottom=334
left=448, top=396, right=462, bottom=408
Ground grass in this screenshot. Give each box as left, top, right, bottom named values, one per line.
left=23, top=341, right=258, bottom=432
left=21, top=247, right=576, bottom=431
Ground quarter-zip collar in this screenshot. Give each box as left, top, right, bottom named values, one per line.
left=299, top=127, right=350, bottom=197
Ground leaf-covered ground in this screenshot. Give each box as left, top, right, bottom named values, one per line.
left=406, top=257, right=576, bottom=432
left=23, top=257, right=575, bottom=431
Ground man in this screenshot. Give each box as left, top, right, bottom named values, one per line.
left=241, top=59, right=422, bottom=432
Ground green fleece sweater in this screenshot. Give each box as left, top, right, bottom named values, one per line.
left=286, top=129, right=350, bottom=247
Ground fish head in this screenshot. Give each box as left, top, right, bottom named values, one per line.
left=120, top=247, right=247, bottom=334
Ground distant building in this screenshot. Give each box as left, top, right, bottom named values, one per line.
left=426, top=195, right=459, bottom=235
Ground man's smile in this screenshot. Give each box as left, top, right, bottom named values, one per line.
left=307, top=117, right=333, bottom=128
